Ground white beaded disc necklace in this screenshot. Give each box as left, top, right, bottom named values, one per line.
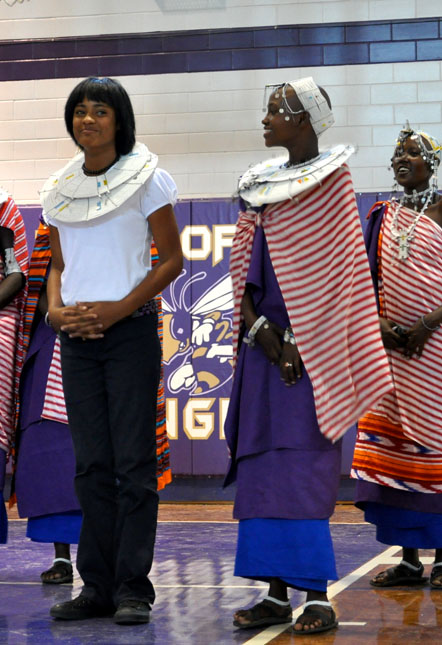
left=389, top=189, right=435, bottom=261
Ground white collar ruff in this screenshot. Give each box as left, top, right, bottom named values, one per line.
left=238, top=144, right=355, bottom=207
left=40, top=142, right=158, bottom=223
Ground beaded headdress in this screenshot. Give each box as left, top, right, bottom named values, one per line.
left=392, top=122, right=441, bottom=203
left=395, top=122, right=441, bottom=173
left=263, top=76, right=334, bottom=137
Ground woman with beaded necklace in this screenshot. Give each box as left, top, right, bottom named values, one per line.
left=352, top=124, right=442, bottom=589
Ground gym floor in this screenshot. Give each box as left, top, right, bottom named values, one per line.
left=1, top=501, right=439, bottom=644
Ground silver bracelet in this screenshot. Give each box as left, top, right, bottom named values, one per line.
left=283, top=327, right=296, bottom=345
left=244, top=315, right=269, bottom=347
left=421, top=315, right=440, bottom=332
left=44, top=312, right=52, bottom=328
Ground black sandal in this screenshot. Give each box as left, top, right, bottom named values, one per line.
left=293, top=601, right=338, bottom=636
left=40, top=558, right=73, bottom=584
left=370, top=561, right=427, bottom=587
left=431, top=563, right=442, bottom=589
left=233, top=597, right=292, bottom=630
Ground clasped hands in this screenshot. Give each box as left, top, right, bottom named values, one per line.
left=254, top=320, right=302, bottom=386
left=49, top=301, right=123, bottom=340
left=380, top=316, right=434, bottom=359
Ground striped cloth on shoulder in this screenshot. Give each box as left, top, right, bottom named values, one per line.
left=352, top=202, right=442, bottom=492
left=377, top=202, right=442, bottom=450
left=0, top=197, right=28, bottom=453
left=230, top=165, right=392, bottom=442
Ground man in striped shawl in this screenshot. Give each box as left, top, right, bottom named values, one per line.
left=0, top=190, right=28, bottom=543
left=224, top=77, right=392, bottom=635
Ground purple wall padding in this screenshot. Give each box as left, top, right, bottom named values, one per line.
left=18, top=193, right=383, bottom=475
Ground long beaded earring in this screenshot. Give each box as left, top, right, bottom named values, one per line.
left=432, top=170, right=439, bottom=195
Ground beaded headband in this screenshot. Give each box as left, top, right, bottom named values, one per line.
left=263, top=76, right=334, bottom=137
left=395, top=122, right=441, bottom=173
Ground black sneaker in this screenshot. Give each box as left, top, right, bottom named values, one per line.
left=113, top=599, right=151, bottom=625
left=50, top=595, right=113, bottom=620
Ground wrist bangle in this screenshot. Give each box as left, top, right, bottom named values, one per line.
left=244, top=315, right=269, bottom=347
left=283, top=327, right=296, bottom=345
left=44, top=312, right=52, bottom=328
left=421, top=315, right=440, bottom=332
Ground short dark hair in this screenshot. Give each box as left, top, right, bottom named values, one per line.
left=64, top=77, right=136, bottom=156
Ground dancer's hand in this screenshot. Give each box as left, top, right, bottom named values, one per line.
left=279, top=341, right=302, bottom=386
left=403, top=318, right=434, bottom=358
left=50, top=305, right=103, bottom=339
left=255, top=321, right=283, bottom=365
left=72, top=301, right=124, bottom=335
left=379, top=317, right=407, bottom=351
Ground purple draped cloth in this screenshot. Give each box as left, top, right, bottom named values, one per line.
left=224, top=226, right=342, bottom=520
left=14, top=317, right=79, bottom=518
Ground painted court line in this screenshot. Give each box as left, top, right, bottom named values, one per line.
left=155, top=585, right=267, bottom=589
left=384, top=556, right=434, bottom=564
left=243, top=545, right=400, bottom=644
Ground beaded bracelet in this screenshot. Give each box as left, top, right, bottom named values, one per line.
left=421, top=315, right=440, bottom=332
left=244, top=315, right=269, bottom=347
left=283, top=327, right=296, bottom=345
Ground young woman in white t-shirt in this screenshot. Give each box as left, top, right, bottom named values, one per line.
left=41, top=77, right=182, bottom=625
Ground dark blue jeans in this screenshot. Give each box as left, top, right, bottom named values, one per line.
left=60, top=313, right=161, bottom=608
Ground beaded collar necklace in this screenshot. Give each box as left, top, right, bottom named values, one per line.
left=82, top=155, right=119, bottom=176
left=389, top=189, right=436, bottom=261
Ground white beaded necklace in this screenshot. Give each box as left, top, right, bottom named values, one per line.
left=389, top=190, right=435, bottom=261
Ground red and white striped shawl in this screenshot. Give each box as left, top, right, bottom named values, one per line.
left=41, top=337, right=68, bottom=424
left=230, top=165, right=392, bottom=442
left=373, top=202, right=442, bottom=451
left=0, top=197, right=28, bottom=453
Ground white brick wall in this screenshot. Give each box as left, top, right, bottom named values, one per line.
left=393, top=61, right=440, bottom=83
left=323, top=1, right=370, bottom=22
left=0, top=2, right=441, bottom=201
left=2, top=59, right=442, bottom=201
left=0, top=0, right=430, bottom=39
left=369, top=0, right=417, bottom=20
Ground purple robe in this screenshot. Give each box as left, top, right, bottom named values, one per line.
left=14, top=317, right=79, bottom=518
left=225, top=226, right=342, bottom=520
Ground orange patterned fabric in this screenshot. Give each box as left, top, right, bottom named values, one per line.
left=153, top=268, right=171, bottom=491
left=353, top=412, right=442, bottom=492
left=0, top=197, right=28, bottom=454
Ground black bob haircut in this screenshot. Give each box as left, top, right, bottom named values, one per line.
left=64, top=77, right=136, bottom=156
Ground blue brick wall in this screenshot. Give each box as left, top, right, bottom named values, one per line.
left=0, top=17, right=440, bottom=82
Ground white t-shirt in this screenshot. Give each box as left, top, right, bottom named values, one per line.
left=46, top=168, right=177, bottom=306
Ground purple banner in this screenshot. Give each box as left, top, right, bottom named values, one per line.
left=18, top=194, right=384, bottom=476
left=163, top=200, right=238, bottom=475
